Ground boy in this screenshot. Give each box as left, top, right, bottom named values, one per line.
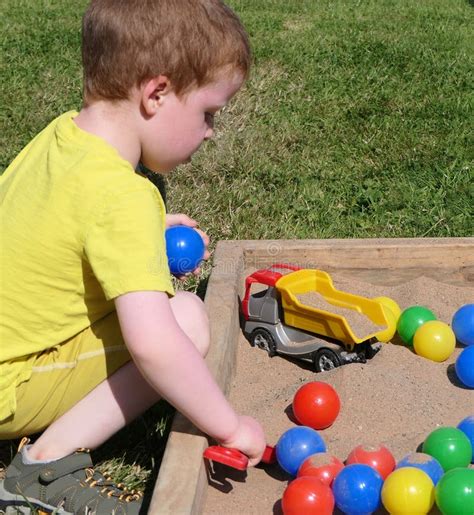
left=0, top=1, right=265, bottom=513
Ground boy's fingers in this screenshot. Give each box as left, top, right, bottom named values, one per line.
left=195, top=228, right=210, bottom=247
left=165, top=213, right=197, bottom=227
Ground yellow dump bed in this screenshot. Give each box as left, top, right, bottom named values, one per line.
left=276, top=269, right=395, bottom=351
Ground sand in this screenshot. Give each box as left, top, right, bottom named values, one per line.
left=296, top=291, right=384, bottom=338
left=204, top=274, right=474, bottom=514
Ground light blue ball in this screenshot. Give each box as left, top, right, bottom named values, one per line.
left=455, top=346, right=474, bottom=388
left=275, top=426, right=326, bottom=476
left=333, top=463, right=383, bottom=515
left=452, top=303, right=474, bottom=346
left=458, top=415, right=474, bottom=463
left=396, top=452, right=444, bottom=485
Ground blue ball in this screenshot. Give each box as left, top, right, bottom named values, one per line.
left=396, top=452, right=444, bottom=485
left=457, top=415, right=474, bottom=463
left=455, top=346, right=474, bottom=388
left=275, top=426, right=326, bottom=476
left=452, top=304, right=474, bottom=346
left=165, top=225, right=205, bottom=275
left=332, top=463, right=383, bottom=515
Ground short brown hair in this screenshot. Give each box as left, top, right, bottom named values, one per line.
left=82, top=0, right=251, bottom=103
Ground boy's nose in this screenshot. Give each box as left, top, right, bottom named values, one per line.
left=204, top=128, right=214, bottom=140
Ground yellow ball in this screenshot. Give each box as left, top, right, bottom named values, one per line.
left=374, top=297, right=400, bottom=342
left=382, top=467, right=435, bottom=515
left=413, top=320, right=456, bottom=362
left=374, top=296, right=402, bottom=323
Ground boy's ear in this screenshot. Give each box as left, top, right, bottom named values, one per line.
left=141, top=76, right=172, bottom=115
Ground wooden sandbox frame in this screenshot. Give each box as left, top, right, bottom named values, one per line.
left=148, top=237, right=474, bottom=514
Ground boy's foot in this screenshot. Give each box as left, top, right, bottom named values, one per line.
left=0, top=439, right=143, bottom=514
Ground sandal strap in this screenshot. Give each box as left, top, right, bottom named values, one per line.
left=38, top=452, right=93, bottom=482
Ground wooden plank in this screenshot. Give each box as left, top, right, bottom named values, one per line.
left=202, top=241, right=246, bottom=394
left=148, top=417, right=208, bottom=515
left=148, top=242, right=245, bottom=514
left=243, top=237, right=474, bottom=271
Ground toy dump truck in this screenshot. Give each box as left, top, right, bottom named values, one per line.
left=241, top=264, right=396, bottom=372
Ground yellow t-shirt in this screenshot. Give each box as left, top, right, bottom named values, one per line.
left=0, top=111, right=174, bottom=421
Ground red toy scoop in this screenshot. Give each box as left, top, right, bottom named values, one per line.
left=203, top=445, right=276, bottom=470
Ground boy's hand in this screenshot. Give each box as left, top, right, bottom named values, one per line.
left=219, top=415, right=266, bottom=467
left=165, top=213, right=210, bottom=277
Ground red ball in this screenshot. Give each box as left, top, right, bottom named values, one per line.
left=292, top=381, right=341, bottom=430
left=297, top=452, right=344, bottom=486
left=282, top=476, right=334, bottom=515
left=346, top=444, right=395, bottom=480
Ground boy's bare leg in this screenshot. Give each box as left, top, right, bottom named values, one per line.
left=28, top=292, right=209, bottom=461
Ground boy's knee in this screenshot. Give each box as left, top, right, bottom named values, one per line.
left=171, top=291, right=210, bottom=357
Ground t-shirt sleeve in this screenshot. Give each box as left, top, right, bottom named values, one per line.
left=84, top=186, right=174, bottom=300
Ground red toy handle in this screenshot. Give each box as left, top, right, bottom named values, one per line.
left=204, top=446, right=248, bottom=470
left=262, top=444, right=277, bottom=464
left=203, top=445, right=276, bottom=470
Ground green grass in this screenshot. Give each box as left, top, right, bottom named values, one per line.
left=169, top=0, right=473, bottom=240
left=1, top=0, right=473, bottom=496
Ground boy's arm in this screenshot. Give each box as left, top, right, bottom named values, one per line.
left=115, top=291, right=264, bottom=462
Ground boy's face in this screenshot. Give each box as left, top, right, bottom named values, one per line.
left=140, top=72, right=244, bottom=173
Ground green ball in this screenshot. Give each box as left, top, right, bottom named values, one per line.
left=435, top=468, right=474, bottom=515
left=422, top=427, right=472, bottom=472
left=397, top=306, right=437, bottom=346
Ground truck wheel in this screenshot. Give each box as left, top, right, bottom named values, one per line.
left=364, top=341, right=382, bottom=359
left=250, top=329, right=276, bottom=357
left=313, top=348, right=341, bottom=372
